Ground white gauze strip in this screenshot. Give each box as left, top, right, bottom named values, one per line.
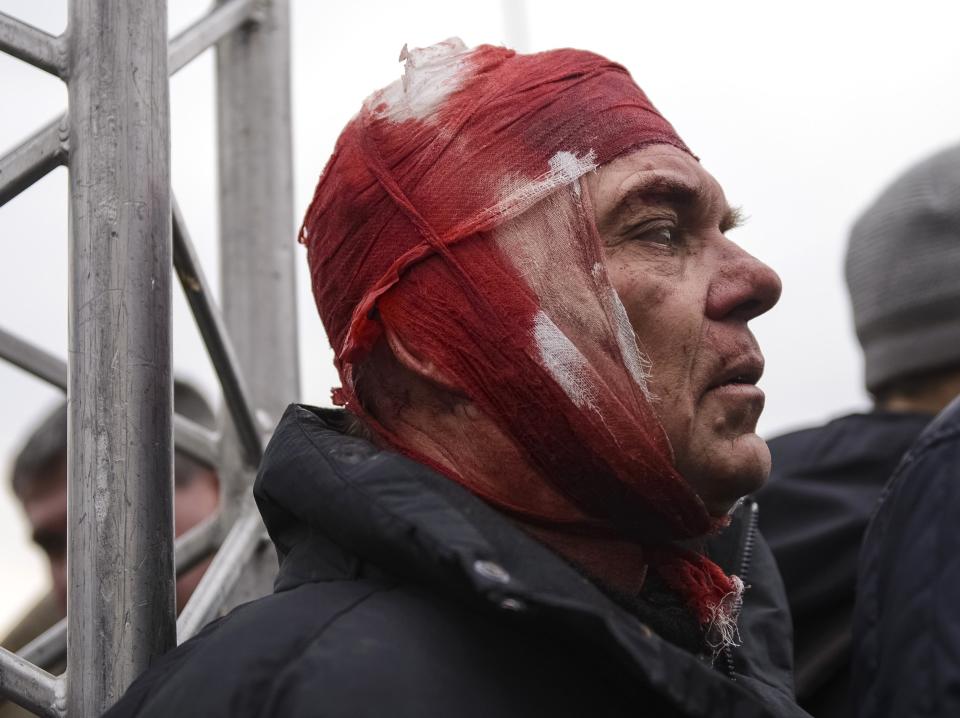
left=483, top=150, right=598, bottom=229
left=610, top=289, right=654, bottom=399
left=373, top=38, right=470, bottom=123
left=592, top=263, right=654, bottom=400
left=533, top=311, right=596, bottom=409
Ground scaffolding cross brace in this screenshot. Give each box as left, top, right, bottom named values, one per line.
left=0, top=1, right=298, bottom=715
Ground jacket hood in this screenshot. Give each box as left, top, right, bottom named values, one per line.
left=254, top=404, right=618, bottom=605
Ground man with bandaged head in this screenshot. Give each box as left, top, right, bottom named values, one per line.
left=107, top=40, right=803, bottom=718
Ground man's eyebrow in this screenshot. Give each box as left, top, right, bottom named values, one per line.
left=602, top=175, right=699, bottom=231
left=721, top=206, right=746, bottom=233
left=602, top=174, right=746, bottom=234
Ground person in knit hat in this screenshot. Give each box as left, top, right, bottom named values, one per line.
left=757, top=141, right=960, bottom=718
left=850, top=145, right=960, bottom=718
left=106, top=40, right=804, bottom=718
left=848, top=143, right=960, bottom=403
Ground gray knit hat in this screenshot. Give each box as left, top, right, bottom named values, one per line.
left=845, top=142, right=960, bottom=393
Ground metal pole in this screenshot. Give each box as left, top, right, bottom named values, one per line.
left=172, top=199, right=263, bottom=467
left=66, top=0, right=174, bottom=713
left=0, top=648, right=61, bottom=718
left=0, top=116, right=67, bottom=208
left=170, top=0, right=299, bottom=625
left=168, top=0, right=258, bottom=75
left=216, top=0, right=299, bottom=436
left=500, top=0, right=530, bottom=53
left=17, top=514, right=223, bottom=675
left=176, top=508, right=267, bottom=641
left=0, top=11, right=65, bottom=77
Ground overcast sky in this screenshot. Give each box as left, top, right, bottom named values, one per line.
left=1, top=0, right=958, bottom=632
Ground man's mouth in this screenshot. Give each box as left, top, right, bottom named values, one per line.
left=706, top=355, right=765, bottom=392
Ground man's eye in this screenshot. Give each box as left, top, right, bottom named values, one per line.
left=632, top=225, right=678, bottom=245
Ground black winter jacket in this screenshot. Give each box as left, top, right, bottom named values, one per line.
left=755, top=412, right=931, bottom=718
left=106, top=405, right=807, bottom=718
left=852, top=396, right=960, bottom=718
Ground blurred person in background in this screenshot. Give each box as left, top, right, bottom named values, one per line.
left=1, top=380, right=220, bottom=709
left=106, top=40, right=805, bottom=718
left=757, top=142, right=960, bottom=717
left=852, top=401, right=960, bottom=718
left=849, top=147, right=960, bottom=718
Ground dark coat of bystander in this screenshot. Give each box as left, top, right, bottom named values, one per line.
left=852, top=396, right=960, bottom=718
left=756, top=411, right=931, bottom=717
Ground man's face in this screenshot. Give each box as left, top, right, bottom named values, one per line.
left=172, top=469, right=219, bottom=613
left=586, top=145, right=781, bottom=515
left=18, top=462, right=69, bottom=614
left=18, top=459, right=220, bottom=616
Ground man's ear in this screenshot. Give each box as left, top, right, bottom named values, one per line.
left=383, top=325, right=459, bottom=393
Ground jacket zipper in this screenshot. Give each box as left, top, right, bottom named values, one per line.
left=722, top=499, right=759, bottom=678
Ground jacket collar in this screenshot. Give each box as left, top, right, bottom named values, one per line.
left=254, top=404, right=608, bottom=606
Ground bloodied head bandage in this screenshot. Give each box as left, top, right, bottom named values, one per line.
left=300, top=39, right=742, bottom=630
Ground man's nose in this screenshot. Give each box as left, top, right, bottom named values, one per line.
left=706, top=239, right=782, bottom=322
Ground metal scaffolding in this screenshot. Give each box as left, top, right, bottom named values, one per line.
left=0, top=1, right=298, bottom=715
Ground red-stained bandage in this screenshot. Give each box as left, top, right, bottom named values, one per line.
left=300, top=39, right=738, bottom=627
